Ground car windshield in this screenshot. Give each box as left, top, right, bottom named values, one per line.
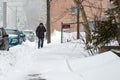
left=5, top=29, right=18, bottom=35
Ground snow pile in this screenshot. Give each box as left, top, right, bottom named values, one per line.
left=69, top=51, right=120, bottom=80
left=69, top=51, right=119, bottom=73
left=42, top=51, right=120, bottom=80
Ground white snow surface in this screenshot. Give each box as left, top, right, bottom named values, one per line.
left=0, top=31, right=120, bottom=80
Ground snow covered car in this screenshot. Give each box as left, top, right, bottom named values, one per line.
left=19, top=31, right=26, bottom=42
left=5, top=28, right=23, bottom=47
left=23, top=30, right=35, bottom=42
left=0, top=27, right=9, bottom=51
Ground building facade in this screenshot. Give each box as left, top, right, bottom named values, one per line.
left=50, top=0, right=110, bottom=31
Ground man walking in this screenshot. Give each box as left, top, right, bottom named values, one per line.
left=36, top=23, right=46, bottom=48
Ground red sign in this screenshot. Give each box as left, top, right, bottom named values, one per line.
left=62, top=24, right=70, bottom=29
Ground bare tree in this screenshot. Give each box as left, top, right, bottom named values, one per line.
left=86, top=0, right=107, bottom=54
left=74, top=0, right=91, bottom=44
left=86, top=0, right=104, bottom=21
left=78, top=0, right=106, bottom=54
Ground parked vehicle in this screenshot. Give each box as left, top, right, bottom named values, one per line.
left=19, top=31, right=26, bottom=42
left=23, top=30, right=35, bottom=42
left=5, top=28, right=23, bottom=47
left=0, top=27, right=9, bottom=51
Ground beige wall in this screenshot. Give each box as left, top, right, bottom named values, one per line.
left=50, top=0, right=109, bottom=31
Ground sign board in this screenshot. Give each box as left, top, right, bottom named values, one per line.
left=62, top=24, right=70, bottom=31
left=61, top=23, right=71, bottom=43
left=62, top=24, right=70, bottom=29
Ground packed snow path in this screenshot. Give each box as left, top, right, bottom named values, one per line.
left=0, top=40, right=88, bottom=80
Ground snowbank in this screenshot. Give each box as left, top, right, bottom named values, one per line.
left=69, top=51, right=120, bottom=80
left=69, top=51, right=119, bottom=73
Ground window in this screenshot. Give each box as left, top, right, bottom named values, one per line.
left=88, top=21, right=95, bottom=31
left=71, top=6, right=77, bottom=14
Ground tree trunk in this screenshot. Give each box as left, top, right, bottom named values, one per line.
left=74, top=0, right=91, bottom=43
left=79, top=4, right=91, bottom=43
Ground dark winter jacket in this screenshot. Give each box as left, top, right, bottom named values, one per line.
left=36, top=25, right=46, bottom=38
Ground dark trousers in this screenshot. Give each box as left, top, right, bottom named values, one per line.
left=38, top=38, right=44, bottom=48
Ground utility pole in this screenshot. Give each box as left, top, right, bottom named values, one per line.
left=47, top=0, right=51, bottom=43
left=3, top=2, right=7, bottom=28
left=77, top=6, right=80, bottom=39
left=15, top=6, right=18, bottom=29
